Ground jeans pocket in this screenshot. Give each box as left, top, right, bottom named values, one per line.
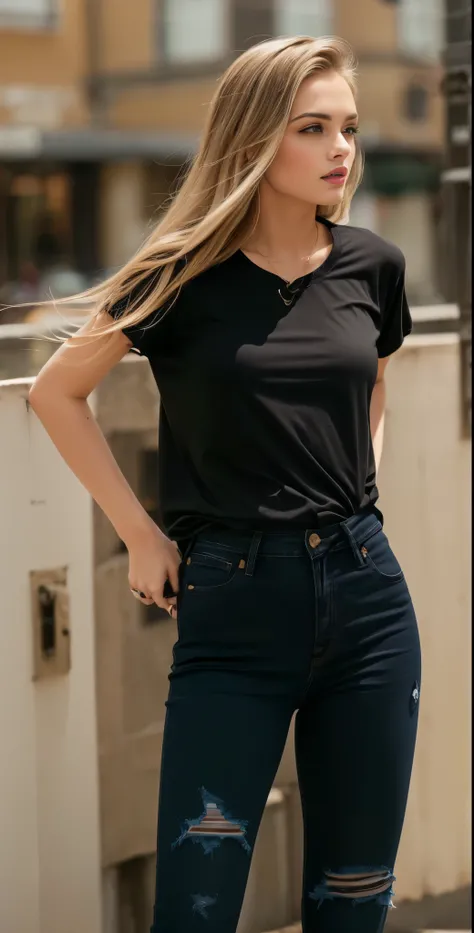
left=359, top=528, right=405, bottom=582
left=183, top=548, right=240, bottom=592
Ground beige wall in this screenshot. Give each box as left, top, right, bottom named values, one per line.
left=99, top=0, right=154, bottom=72
left=0, top=378, right=102, bottom=933
left=0, top=0, right=89, bottom=128
left=335, top=0, right=398, bottom=53
left=378, top=334, right=471, bottom=899
left=107, top=79, right=217, bottom=133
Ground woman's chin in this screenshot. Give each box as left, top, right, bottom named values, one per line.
left=317, top=185, right=345, bottom=206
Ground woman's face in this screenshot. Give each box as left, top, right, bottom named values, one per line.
left=265, top=70, right=359, bottom=208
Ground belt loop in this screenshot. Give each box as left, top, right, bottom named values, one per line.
left=245, top=531, right=263, bottom=577
left=179, top=535, right=196, bottom=564
left=340, top=521, right=366, bottom=567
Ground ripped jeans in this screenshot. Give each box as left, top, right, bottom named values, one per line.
left=150, top=505, right=421, bottom=932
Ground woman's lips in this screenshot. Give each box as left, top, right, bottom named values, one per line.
left=321, top=173, right=346, bottom=186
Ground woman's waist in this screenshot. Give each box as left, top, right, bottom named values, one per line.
left=182, top=503, right=383, bottom=559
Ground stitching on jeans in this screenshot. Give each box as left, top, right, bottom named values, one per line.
left=354, top=521, right=382, bottom=548
left=364, top=553, right=404, bottom=582
left=190, top=551, right=233, bottom=571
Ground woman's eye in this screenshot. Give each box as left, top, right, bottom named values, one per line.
left=300, top=124, right=359, bottom=136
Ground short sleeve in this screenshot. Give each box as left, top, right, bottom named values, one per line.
left=106, top=261, right=185, bottom=357
left=376, top=253, right=412, bottom=359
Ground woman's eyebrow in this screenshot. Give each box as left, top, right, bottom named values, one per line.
left=289, top=111, right=359, bottom=123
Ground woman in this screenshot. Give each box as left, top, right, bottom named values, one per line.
left=29, top=36, right=421, bottom=933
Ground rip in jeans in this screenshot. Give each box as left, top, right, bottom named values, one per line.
left=309, top=865, right=396, bottom=909
left=191, top=894, right=218, bottom=919
left=171, top=786, right=252, bottom=855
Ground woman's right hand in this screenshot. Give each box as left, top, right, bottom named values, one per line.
left=126, top=522, right=182, bottom=618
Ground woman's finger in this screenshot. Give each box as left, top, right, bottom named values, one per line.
left=131, top=591, right=154, bottom=605
left=168, top=565, right=180, bottom=595
left=150, top=588, right=174, bottom=612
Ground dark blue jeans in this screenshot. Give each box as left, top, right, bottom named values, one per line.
left=150, top=506, right=421, bottom=932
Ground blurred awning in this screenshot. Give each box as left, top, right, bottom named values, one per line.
left=363, top=153, right=442, bottom=195
left=0, top=125, right=199, bottom=161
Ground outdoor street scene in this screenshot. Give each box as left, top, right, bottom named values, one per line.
left=0, top=1, right=471, bottom=932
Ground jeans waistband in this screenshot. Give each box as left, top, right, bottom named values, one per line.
left=185, top=505, right=384, bottom=578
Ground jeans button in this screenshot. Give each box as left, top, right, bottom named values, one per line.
left=309, top=533, right=321, bottom=548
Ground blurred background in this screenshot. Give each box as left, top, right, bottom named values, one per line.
left=0, top=0, right=471, bottom=388
left=0, top=3, right=471, bottom=933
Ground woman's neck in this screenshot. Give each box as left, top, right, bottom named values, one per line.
left=243, top=182, right=322, bottom=259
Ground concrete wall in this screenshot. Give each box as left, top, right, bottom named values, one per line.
left=378, top=334, right=471, bottom=902
left=0, top=379, right=102, bottom=933
left=0, top=333, right=470, bottom=932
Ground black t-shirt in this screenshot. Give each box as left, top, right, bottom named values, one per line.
left=108, top=216, right=412, bottom=548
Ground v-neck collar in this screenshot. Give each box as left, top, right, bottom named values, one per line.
left=236, top=215, right=343, bottom=288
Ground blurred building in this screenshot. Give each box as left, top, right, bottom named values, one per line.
left=441, top=0, right=471, bottom=435
left=0, top=0, right=445, bottom=309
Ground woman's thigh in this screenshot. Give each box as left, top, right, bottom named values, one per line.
left=150, top=683, right=294, bottom=932
left=295, top=545, right=421, bottom=930
left=150, top=533, right=314, bottom=931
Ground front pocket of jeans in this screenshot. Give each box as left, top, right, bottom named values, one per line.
left=184, top=550, right=239, bottom=592
left=360, top=529, right=405, bottom=582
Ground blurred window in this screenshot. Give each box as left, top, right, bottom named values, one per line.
left=161, top=0, right=228, bottom=63
left=0, top=0, right=57, bottom=28
left=275, top=0, right=333, bottom=37
left=0, top=169, right=73, bottom=306
left=405, top=83, right=429, bottom=121
left=397, top=0, right=444, bottom=60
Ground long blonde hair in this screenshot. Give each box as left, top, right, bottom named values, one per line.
left=44, top=35, right=364, bottom=346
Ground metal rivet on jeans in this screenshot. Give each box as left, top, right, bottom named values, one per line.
left=309, top=533, right=321, bottom=548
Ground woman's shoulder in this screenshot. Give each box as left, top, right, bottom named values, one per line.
left=335, top=221, right=406, bottom=274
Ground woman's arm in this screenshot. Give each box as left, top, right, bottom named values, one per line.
left=370, top=357, right=390, bottom=473
left=28, top=311, right=182, bottom=611
left=28, top=311, right=154, bottom=547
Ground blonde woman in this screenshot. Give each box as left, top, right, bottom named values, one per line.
left=29, top=36, right=421, bottom=933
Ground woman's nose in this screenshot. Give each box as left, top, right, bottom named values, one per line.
left=332, top=134, right=352, bottom=157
